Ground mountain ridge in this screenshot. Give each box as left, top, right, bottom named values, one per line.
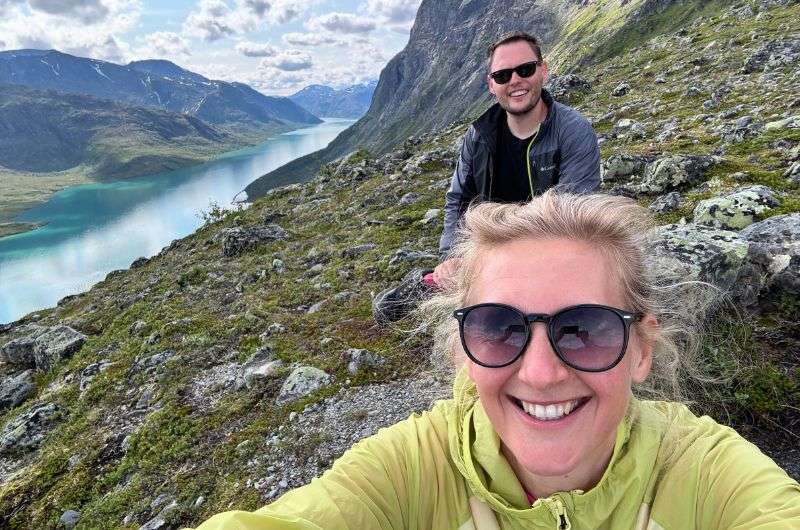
left=289, top=81, right=377, bottom=119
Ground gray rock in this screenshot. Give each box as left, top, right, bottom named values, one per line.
left=694, top=186, right=780, bottom=230
left=602, top=154, right=650, bottom=183
left=138, top=496, right=177, bottom=530
left=765, top=115, right=800, bottom=131
left=743, top=38, right=800, bottom=74
left=0, top=369, right=35, bottom=411
left=59, top=509, right=81, bottom=529
left=307, top=300, right=326, bottom=314
left=266, top=323, right=286, bottom=335
left=31, top=326, right=87, bottom=372
left=649, top=192, right=683, bottom=213
left=0, top=325, right=47, bottom=367
left=740, top=214, right=800, bottom=250
left=0, top=402, right=60, bottom=454
left=341, top=243, right=377, bottom=258
left=611, top=82, right=630, bottom=96
left=79, top=359, right=113, bottom=391
left=388, top=248, right=437, bottom=266
left=132, top=350, right=176, bottom=374
left=239, top=355, right=284, bottom=390
left=220, top=224, right=288, bottom=257
left=785, top=162, right=800, bottom=183
left=639, top=155, right=716, bottom=193
left=399, top=192, right=421, bottom=205
left=422, top=209, right=441, bottom=224
left=345, top=348, right=385, bottom=375
left=276, top=366, right=333, bottom=405
left=272, top=258, right=286, bottom=273
left=646, top=223, right=751, bottom=292
left=545, top=74, right=591, bottom=101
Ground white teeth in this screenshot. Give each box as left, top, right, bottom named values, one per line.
left=520, top=399, right=581, bottom=421
left=510, top=90, right=527, bottom=96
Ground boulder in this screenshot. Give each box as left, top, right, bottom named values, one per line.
left=646, top=223, right=750, bottom=292
left=238, top=354, right=284, bottom=390
left=740, top=214, right=800, bottom=310
left=740, top=214, right=800, bottom=250
left=59, top=509, right=81, bottom=529
left=639, top=155, right=716, bottom=193
left=0, top=369, right=36, bottom=411
left=545, top=74, right=591, bottom=101
left=0, top=402, right=60, bottom=455
left=276, top=366, right=333, bottom=405
left=344, top=348, right=385, bottom=375
left=649, top=192, right=683, bottom=213
left=220, top=224, right=288, bottom=257
left=32, top=326, right=87, bottom=372
left=693, top=185, right=780, bottom=230
left=611, top=82, right=630, bottom=96
left=372, top=267, right=430, bottom=323
left=399, top=192, right=421, bottom=205
left=601, top=154, right=650, bottom=183
left=0, top=325, right=46, bottom=366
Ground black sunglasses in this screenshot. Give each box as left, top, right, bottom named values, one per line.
left=453, top=303, right=643, bottom=372
left=489, top=60, right=541, bottom=85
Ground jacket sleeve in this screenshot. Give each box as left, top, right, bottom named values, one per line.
left=440, top=128, right=479, bottom=258
left=186, top=406, right=455, bottom=530
left=553, top=113, right=600, bottom=194
left=696, top=429, right=800, bottom=529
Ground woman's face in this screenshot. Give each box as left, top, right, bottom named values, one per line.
left=465, top=238, right=653, bottom=488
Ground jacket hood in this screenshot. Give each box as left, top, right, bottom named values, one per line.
left=446, top=367, right=665, bottom=525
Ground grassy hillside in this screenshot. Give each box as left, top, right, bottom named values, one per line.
left=0, top=1, right=798, bottom=528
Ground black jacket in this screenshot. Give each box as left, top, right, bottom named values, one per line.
left=439, top=90, right=601, bottom=256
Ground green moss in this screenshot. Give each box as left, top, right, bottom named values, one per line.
left=735, top=366, right=799, bottom=417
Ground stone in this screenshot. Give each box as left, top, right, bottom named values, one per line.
left=238, top=348, right=284, bottom=390
left=743, top=38, right=800, bottom=74
left=79, top=359, right=113, bottom=391
left=422, top=209, right=441, bottom=224
left=0, top=369, right=35, bottom=411
left=611, top=82, right=630, bottom=96
left=388, top=248, right=437, bottom=266
left=0, top=325, right=46, bottom=366
left=694, top=186, right=780, bottom=230
left=138, top=496, right=178, bottom=530
left=372, top=267, right=430, bottom=323
left=601, top=154, right=650, bottom=183
left=266, top=323, right=286, bottom=335
left=220, top=224, right=288, bottom=257
left=545, top=73, right=591, bottom=101
left=271, top=258, right=285, bottom=273
left=398, top=192, right=420, bottom=205
left=344, top=348, right=385, bottom=375
left=0, top=402, right=60, bottom=455
left=60, top=509, right=81, bottom=529
left=764, top=115, right=800, bottom=131
left=276, top=366, right=333, bottom=405
left=307, top=300, right=326, bottom=314
left=785, top=162, right=800, bottom=183
left=740, top=214, right=800, bottom=251
left=32, top=326, right=87, bottom=372
left=646, top=223, right=751, bottom=293
left=132, top=350, right=176, bottom=374
left=639, top=155, right=716, bottom=193
left=649, top=192, right=683, bottom=214
left=341, top=243, right=377, bottom=258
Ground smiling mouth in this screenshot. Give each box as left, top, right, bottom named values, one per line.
left=513, top=397, right=589, bottom=421
left=509, top=89, right=529, bottom=97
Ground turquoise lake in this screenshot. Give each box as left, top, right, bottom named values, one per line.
left=0, top=118, right=354, bottom=324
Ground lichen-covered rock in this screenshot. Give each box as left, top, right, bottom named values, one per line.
left=611, top=82, right=630, bottom=96
left=344, top=348, right=385, bottom=375
left=740, top=214, right=800, bottom=250
left=740, top=214, right=800, bottom=310
left=0, top=369, right=35, bottom=411
left=220, top=224, right=288, bottom=257
left=646, top=223, right=750, bottom=292
left=0, top=402, right=60, bottom=455
left=639, top=155, right=716, bottom=193
left=693, top=185, right=780, bottom=230
left=784, top=161, right=800, bottom=183
left=649, top=192, right=683, bottom=213
left=32, top=326, right=87, bottom=372
left=602, top=154, right=651, bottom=183
left=276, top=366, right=333, bottom=405
left=545, top=74, right=591, bottom=101
left=0, top=325, right=46, bottom=367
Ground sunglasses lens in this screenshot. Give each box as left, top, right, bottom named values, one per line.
left=551, top=307, right=626, bottom=370
left=515, top=62, right=537, bottom=78
left=491, top=69, right=513, bottom=84
left=462, top=306, right=527, bottom=366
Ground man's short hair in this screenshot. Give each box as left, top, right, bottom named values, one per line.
left=487, top=31, right=543, bottom=70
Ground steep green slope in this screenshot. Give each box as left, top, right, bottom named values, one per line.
left=0, top=2, right=798, bottom=528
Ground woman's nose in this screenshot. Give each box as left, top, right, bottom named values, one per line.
left=516, top=323, right=570, bottom=387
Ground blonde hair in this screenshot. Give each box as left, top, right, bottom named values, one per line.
left=422, top=190, right=716, bottom=402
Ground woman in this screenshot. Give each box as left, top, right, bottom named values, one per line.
left=192, top=192, right=800, bottom=529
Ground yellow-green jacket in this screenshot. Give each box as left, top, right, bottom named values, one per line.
left=191, top=371, right=800, bottom=529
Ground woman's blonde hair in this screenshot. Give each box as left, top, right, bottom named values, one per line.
left=422, top=190, right=716, bottom=402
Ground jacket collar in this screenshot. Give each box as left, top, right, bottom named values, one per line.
left=472, top=89, right=557, bottom=150
left=447, top=367, right=663, bottom=523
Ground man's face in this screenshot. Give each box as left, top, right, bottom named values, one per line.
left=488, top=40, right=548, bottom=116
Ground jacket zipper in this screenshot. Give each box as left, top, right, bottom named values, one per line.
left=525, top=125, right=541, bottom=198
left=550, top=498, right=571, bottom=530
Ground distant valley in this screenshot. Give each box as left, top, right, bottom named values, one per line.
left=289, top=81, right=377, bottom=119
left=0, top=49, right=322, bottom=234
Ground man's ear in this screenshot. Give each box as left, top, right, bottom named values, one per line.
left=631, top=313, right=657, bottom=384
left=541, top=61, right=550, bottom=86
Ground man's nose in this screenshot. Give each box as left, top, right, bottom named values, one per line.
left=516, top=323, right=570, bottom=387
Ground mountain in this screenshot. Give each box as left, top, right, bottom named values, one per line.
left=0, top=50, right=320, bottom=128
left=289, top=81, right=377, bottom=119
left=244, top=0, right=736, bottom=198
left=0, top=1, right=798, bottom=527
left=0, top=84, right=228, bottom=176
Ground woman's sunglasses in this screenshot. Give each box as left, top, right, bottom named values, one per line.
left=453, top=303, right=642, bottom=372
left=489, top=60, right=541, bottom=85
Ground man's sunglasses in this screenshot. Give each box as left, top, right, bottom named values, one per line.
left=453, top=303, right=642, bottom=372
left=489, top=61, right=542, bottom=85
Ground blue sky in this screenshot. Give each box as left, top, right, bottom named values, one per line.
left=0, top=0, right=421, bottom=94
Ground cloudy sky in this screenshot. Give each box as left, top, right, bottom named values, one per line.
left=0, top=0, right=421, bottom=95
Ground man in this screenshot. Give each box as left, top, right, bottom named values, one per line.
left=432, top=31, right=601, bottom=284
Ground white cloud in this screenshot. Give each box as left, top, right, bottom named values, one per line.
left=28, top=0, right=110, bottom=23
left=281, top=32, right=341, bottom=47
left=183, top=0, right=237, bottom=42
left=184, top=0, right=311, bottom=42
left=308, top=12, right=376, bottom=34
left=235, top=40, right=277, bottom=57
left=142, top=31, right=190, bottom=58
left=364, top=0, right=420, bottom=24
left=259, top=49, right=312, bottom=71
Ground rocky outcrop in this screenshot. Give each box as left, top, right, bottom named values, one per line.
left=0, top=325, right=86, bottom=372
left=276, top=366, right=334, bottom=405
left=0, top=403, right=60, bottom=455
left=220, top=224, right=289, bottom=257
left=693, top=186, right=780, bottom=230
